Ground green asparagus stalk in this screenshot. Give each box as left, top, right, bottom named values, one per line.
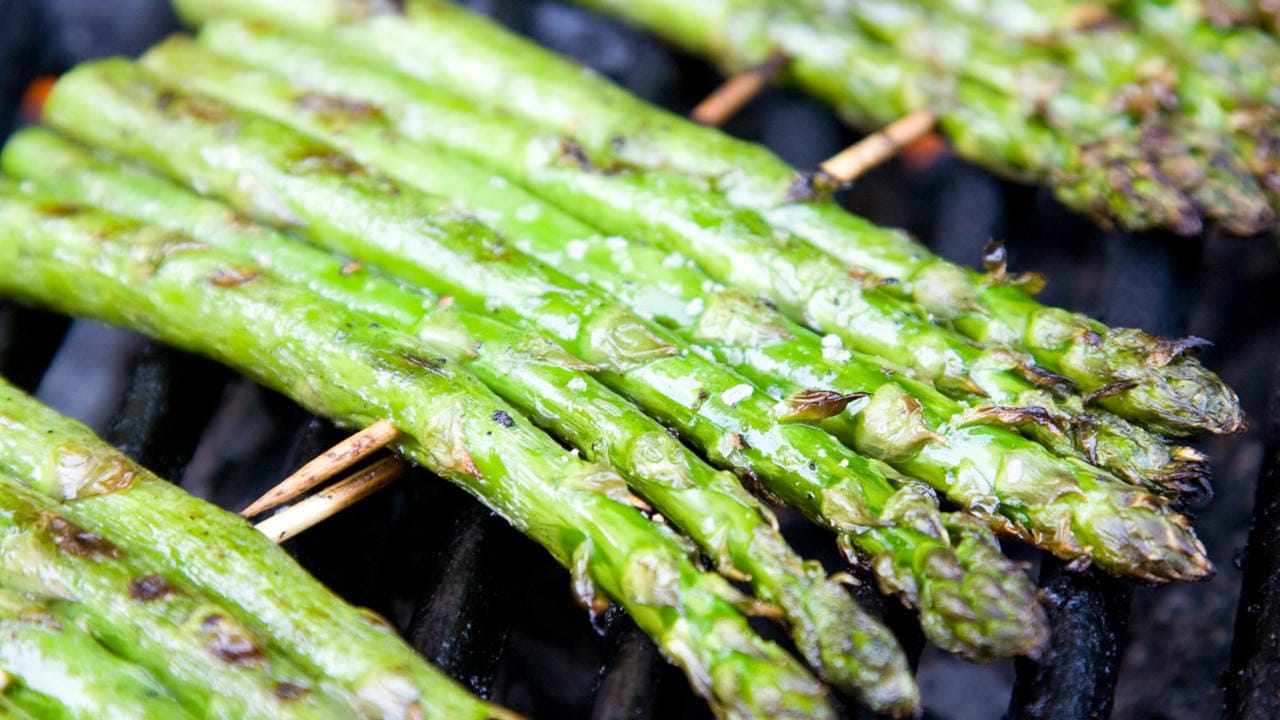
left=128, top=40, right=1211, bottom=580
left=152, top=29, right=1198, bottom=486
left=112, top=46, right=1208, bottom=584
left=0, top=381, right=516, bottom=720
left=0, top=187, right=834, bottom=720
left=846, top=0, right=1280, bottom=222
left=0, top=586, right=194, bottom=720
left=3, top=129, right=921, bottom=711
left=826, top=0, right=1276, bottom=234
left=235, top=0, right=1240, bottom=438
left=0, top=693, right=40, bottom=719
left=567, top=0, right=1276, bottom=234
left=182, top=23, right=1230, bottom=472
left=1, top=679, right=61, bottom=720
left=0, top=473, right=357, bottom=720
left=39, top=58, right=1054, bottom=663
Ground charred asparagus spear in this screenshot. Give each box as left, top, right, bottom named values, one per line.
left=0, top=586, right=194, bottom=720
left=564, top=0, right=1275, bottom=233
left=0, top=380, right=516, bottom=720
left=837, top=0, right=1280, bottom=222
left=0, top=473, right=357, bottom=720
left=4, top=129, right=922, bottom=710
left=42, top=58, right=1211, bottom=584
left=188, top=15, right=1243, bottom=441
left=126, top=40, right=1211, bottom=574
left=179, top=24, right=1225, bottom=480
left=0, top=186, right=835, bottom=720
left=36, top=59, right=1056, bottom=663
left=827, top=0, right=1275, bottom=234
left=196, top=0, right=1240, bottom=438
left=151, top=30, right=1198, bottom=493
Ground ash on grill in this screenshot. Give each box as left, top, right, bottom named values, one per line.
left=1, top=1, right=1275, bottom=718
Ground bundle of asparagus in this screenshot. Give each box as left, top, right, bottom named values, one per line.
left=0, top=188, right=845, bottom=718
left=166, top=0, right=1244, bottom=442
left=0, top=0, right=1246, bottom=715
left=0, top=377, right=516, bottom=719
left=552, top=0, right=1280, bottom=236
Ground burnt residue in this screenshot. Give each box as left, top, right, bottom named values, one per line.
left=294, top=92, right=384, bottom=123
left=555, top=137, right=627, bottom=175
left=37, top=200, right=87, bottom=218
left=399, top=352, right=448, bottom=375
left=289, top=148, right=366, bottom=178
left=783, top=169, right=841, bottom=203
left=47, top=516, right=120, bottom=560
left=966, top=405, right=1065, bottom=437
left=273, top=682, right=310, bottom=702
left=129, top=573, right=177, bottom=601
left=155, top=89, right=235, bottom=126
left=777, top=389, right=867, bottom=422
left=983, top=240, right=1047, bottom=293
left=492, top=410, right=515, bottom=427
left=1014, top=359, right=1075, bottom=391
left=1149, top=335, right=1213, bottom=367
left=199, top=613, right=265, bottom=666
left=691, top=389, right=710, bottom=411
left=209, top=267, right=262, bottom=288
left=1083, top=380, right=1139, bottom=406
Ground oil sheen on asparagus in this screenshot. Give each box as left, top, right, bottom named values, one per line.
left=0, top=181, right=837, bottom=720
left=5, top=128, right=924, bottom=713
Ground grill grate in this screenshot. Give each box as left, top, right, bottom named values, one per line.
left=2, top=0, right=1277, bottom=718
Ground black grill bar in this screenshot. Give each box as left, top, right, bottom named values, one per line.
left=0, top=301, right=71, bottom=392
left=1224, top=350, right=1280, bottom=720
left=408, top=502, right=513, bottom=698
left=105, top=342, right=230, bottom=480
left=588, top=607, right=662, bottom=720
left=1007, top=562, right=1130, bottom=720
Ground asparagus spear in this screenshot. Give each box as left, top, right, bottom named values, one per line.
left=849, top=0, right=1280, bottom=223
left=233, top=0, right=1240, bottom=438
left=0, top=472, right=357, bottom=720
left=7, top=614, right=182, bottom=720
left=99, top=49, right=1208, bottom=576
left=3, top=130, right=921, bottom=710
left=0, top=380, right=516, bottom=720
left=39, top=59, right=1052, bottom=663
left=0, top=586, right=194, bottom=720
left=0, top=694, right=40, bottom=720
left=0, top=188, right=834, bottom=720
left=567, top=0, right=1275, bottom=234
left=827, top=0, right=1276, bottom=234
left=182, top=24, right=1229, bottom=467
left=149, top=32, right=1198, bottom=491
left=131, top=40, right=1211, bottom=574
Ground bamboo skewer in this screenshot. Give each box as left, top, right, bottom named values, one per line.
left=255, top=455, right=409, bottom=543
left=818, top=109, right=938, bottom=182
left=690, top=51, right=789, bottom=127
left=819, top=110, right=942, bottom=181
left=240, top=418, right=400, bottom=516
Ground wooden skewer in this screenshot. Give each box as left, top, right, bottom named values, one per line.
left=240, top=418, right=399, bottom=517
left=690, top=51, right=789, bottom=127
left=255, top=455, right=409, bottom=544
left=818, top=109, right=938, bottom=183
